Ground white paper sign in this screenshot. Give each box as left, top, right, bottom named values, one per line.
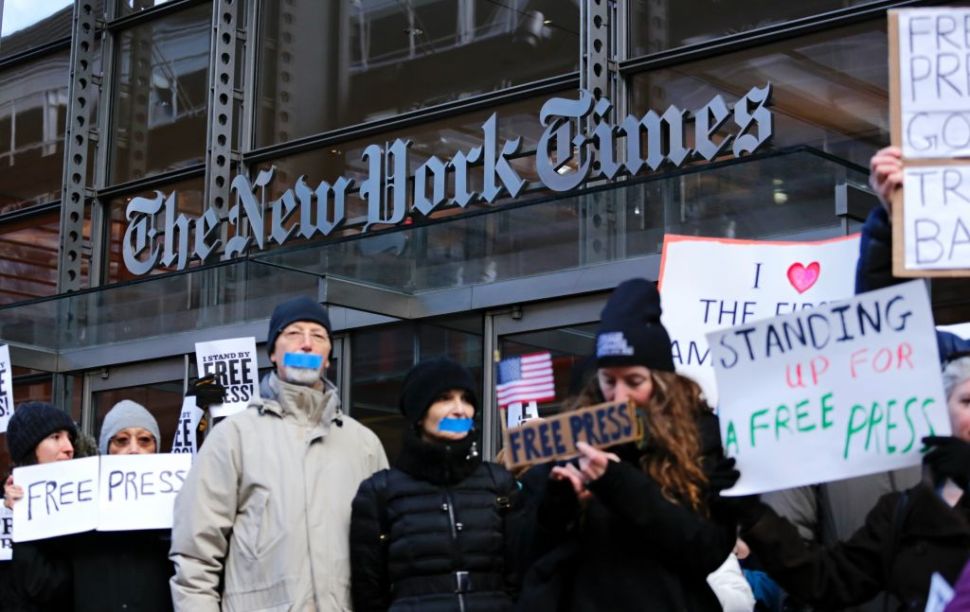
left=0, top=345, right=14, bottom=433
left=13, top=457, right=100, bottom=542
left=708, top=281, right=950, bottom=496
left=924, top=573, right=954, bottom=612
left=194, top=337, right=259, bottom=418
left=0, top=507, right=12, bottom=561
left=659, top=234, right=860, bottom=406
left=171, top=396, right=204, bottom=455
left=97, top=453, right=191, bottom=531
left=902, top=167, right=970, bottom=270
left=13, top=454, right=190, bottom=541
left=897, top=8, right=970, bottom=158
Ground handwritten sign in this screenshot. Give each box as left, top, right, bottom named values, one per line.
left=658, top=234, right=860, bottom=405
left=13, top=457, right=99, bottom=542
left=194, top=337, right=258, bottom=418
left=97, top=453, right=191, bottom=531
left=502, top=401, right=641, bottom=469
left=901, top=166, right=970, bottom=270
left=0, top=345, right=12, bottom=432
left=13, top=454, right=190, bottom=542
left=0, top=507, right=12, bottom=561
left=171, top=396, right=204, bottom=455
left=708, top=281, right=950, bottom=495
left=890, top=8, right=970, bottom=277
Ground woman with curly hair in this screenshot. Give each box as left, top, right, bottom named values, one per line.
left=518, top=278, right=741, bottom=612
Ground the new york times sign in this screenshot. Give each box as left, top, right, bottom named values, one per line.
left=122, top=85, right=773, bottom=275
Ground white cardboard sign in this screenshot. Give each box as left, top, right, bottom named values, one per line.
left=0, top=345, right=14, bottom=433
left=708, top=281, right=950, bottom=496
left=0, top=507, right=13, bottom=561
left=97, top=453, right=191, bottom=531
left=659, top=234, right=860, bottom=406
left=897, top=8, right=970, bottom=158
left=194, top=337, right=259, bottom=418
left=902, top=166, right=970, bottom=270
left=13, top=454, right=191, bottom=542
left=170, top=396, right=204, bottom=455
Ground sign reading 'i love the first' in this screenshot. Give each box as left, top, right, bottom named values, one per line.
left=658, top=234, right=861, bottom=406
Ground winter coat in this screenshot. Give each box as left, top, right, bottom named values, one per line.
left=3, top=538, right=72, bottom=611
left=855, top=204, right=969, bottom=361
left=741, top=482, right=970, bottom=611
left=170, top=373, right=389, bottom=612
left=72, top=530, right=173, bottom=612
left=519, top=422, right=737, bottom=612
left=350, top=431, right=523, bottom=612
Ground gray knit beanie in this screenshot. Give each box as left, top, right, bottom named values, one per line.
left=98, top=400, right=161, bottom=454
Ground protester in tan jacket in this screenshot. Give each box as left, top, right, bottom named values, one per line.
left=170, top=296, right=388, bottom=611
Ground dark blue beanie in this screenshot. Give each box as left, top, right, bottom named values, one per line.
left=399, top=358, right=479, bottom=424
left=596, top=278, right=674, bottom=372
left=6, top=401, right=77, bottom=465
left=267, top=296, right=332, bottom=356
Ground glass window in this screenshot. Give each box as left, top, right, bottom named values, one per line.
left=94, top=381, right=184, bottom=452
left=0, top=1, right=75, bottom=61
left=0, top=50, right=69, bottom=214
left=351, top=318, right=482, bottom=460
left=630, top=20, right=888, bottom=169
left=629, top=0, right=880, bottom=56
left=108, top=2, right=211, bottom=184
left=115, top=0, right=176, bottom=18
left=1, top=374, right=83, bottom=474
left=254, top=0, right=579, bottom=147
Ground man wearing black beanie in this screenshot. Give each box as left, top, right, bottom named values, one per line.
left=171, top=295, right=388, bottom=611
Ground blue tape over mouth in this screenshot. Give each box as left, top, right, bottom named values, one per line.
left=283, top=352, right=323, bottom=369
left=438, top=418, right=474, bottom=433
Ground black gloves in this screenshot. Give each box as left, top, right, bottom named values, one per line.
left=706, top=456, right=741, bottom=494
left=189, top=374, right=226, bottom=410
left=923, top=435, right=970, bottom=489
left=706, top=457, right=767, bottom=530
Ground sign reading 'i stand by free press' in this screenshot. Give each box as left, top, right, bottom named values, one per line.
left=890, top=8, right=970, bottom=276
left=194, top=337, right=259, bottom=418
left=708, top=281, right=950, bottom=496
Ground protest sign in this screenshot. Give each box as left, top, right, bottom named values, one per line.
left=889, top=7, right=970, bottom=277
left=658, top=234, right=859, bottom=405
left=0, top=345, right=12, bottom=433
left=13, top=457, right=100, bottom=542
left=0, top=507, right=12, bottom=561
left=194, top=337, right=258, bottom=417
left=502, top=400, right=641, bottom=470
left=708, top=280, right=950, bottom=495
left=13, top=454, right=190, bottom=542
left=171, top=396, right=204, bottom=455
left=98, top=453, right=191, bottom=531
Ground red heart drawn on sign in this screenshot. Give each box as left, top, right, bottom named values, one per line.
left=787, top=262, right=820, bottom=294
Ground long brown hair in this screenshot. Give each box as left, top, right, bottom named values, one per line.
left=566, top=370, right=710, bottom=512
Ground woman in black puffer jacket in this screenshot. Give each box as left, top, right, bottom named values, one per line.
left=350, top=357, right=524, bottom=612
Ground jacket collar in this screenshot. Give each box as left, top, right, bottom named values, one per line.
left=257, top=372, right=341, bottom=435
left=901, top=482, right=970, bottom=539
left=395, top=428, right=481, bottom=487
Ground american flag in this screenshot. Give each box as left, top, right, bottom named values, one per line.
left=496, top=352, right=555, bottom=408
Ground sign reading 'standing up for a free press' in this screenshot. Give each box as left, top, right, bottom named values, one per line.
left=708, top=281, right=950, bottom=496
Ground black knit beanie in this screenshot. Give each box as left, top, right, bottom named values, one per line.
left=399, top=358, right=479, bottom=425
left=267, top=296, right=332, bottom=357
left=595, top=278, right=675, bottom=372
left=6, top=401, right=78, bottom=465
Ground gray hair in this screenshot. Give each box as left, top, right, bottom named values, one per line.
left=942, top=356, right=970, bottom=401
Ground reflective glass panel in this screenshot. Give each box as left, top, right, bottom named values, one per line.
left=115, top=0, right=176, bottom=18
left=630, top=20, right=888, bottom=168
left=0, top=49, right=69, bottom=214
left=0, top=0, right=74, bottom=61
left=109, top=2, right=210, bottom=183
left=629, top=0, right=880, bottom=56
left=255, top=0, right=579, bottom=146
left=94, top=381, right=183, bottom=452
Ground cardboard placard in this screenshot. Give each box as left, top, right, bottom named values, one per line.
left=708, top=281, right=950, bottom=496
left=889, top=8, right=970, bottom=277
left=12, top=453, right=191, bottom=542
left=194, top=337, right=259, bottom=418
left=502, top=400, right=641, bottom=470
left=0, top=345, right=13, bottom=433
left=658, top=234, right=860, bottom=406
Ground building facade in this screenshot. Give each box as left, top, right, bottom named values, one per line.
left=0, top=0, right=966, bottom=465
